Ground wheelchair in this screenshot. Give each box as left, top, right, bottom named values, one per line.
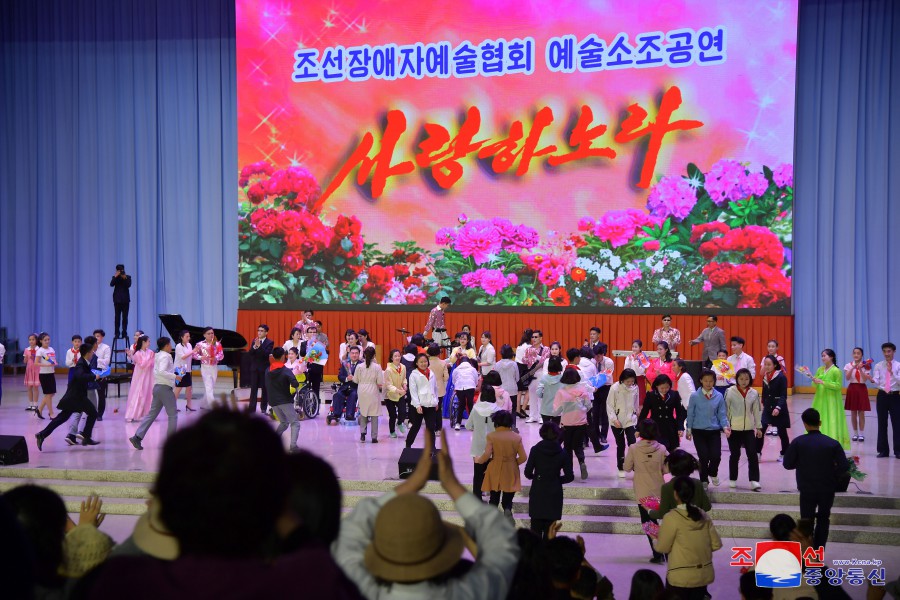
left=290, top=372, right=320, bottom=419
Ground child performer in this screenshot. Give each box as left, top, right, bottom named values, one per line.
left=65, top=335, right=83, bottom=383
left=128, top=337, right=183, bottom=450
left=844, top=347, right=872, bottom=442
left=554, top=369, right=593, bottom=480
left=124, top=335, right=154, bottom=422
left=35, top=333, right=58, bottom=420
left=686, top=370, right=730, bottom=488
left=24, top=334, right=40, bottom=412
left=724, top=368, right=762, bottom=491
left=624, top=340, right=649, bottom=406
left=608, top=369, right=639, bottom=477
left=192, top=327, right=224, bottom=408
left=624, top=418, right=669, bottom=564
left=173, top=330, right=195, bottom=411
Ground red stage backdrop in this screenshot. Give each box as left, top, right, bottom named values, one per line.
left=237, top=310, right=793, bottom=385
left=236, top=0, right=798, bottom=312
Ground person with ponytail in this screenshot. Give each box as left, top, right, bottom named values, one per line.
left=654, top=476, right=722, bottom=598
left=466, top=382, right=501, bottom=500
left=355, top=346, right=384, bottom=444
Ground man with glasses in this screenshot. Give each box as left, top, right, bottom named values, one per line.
left=248, top=324, right=274, bottom=414
left=690, top=315, right=726, bottom=367
left=652, top=315, right=682, bottom=351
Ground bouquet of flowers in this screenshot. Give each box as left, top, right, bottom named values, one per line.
left=713, top=359, right=735, bottom=379
left=588, top=373, right=608, bottom=388
left=795, top=365, right=814, bottom=380
left=642, top=521, right=660, bottom=539
left=638, top=496, right=661, bottom=511
left=305, top=342, right=328, bottom=364
left=861, top=358, right=874, bottom=370
left=635, top=352, right=651, bottom=370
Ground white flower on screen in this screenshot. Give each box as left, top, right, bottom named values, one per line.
left=599, top=249, right=613, bottom=260
left=617, top=268, right=628, bottom=278
left=645, top=257, right=656, bottom=271
left=596, top=266, right=615, bottom=282
left=614, top=297, right=624, bottom=307
left=670, top=250, right=682, bottom=259
left=610, top=255, right=622, bottom=269
left=575, top=257, right=600, bottom=276
left=678, top=293, right=687, bottom=304
left=660, top=278, right=672, bottom=289
left=575, top=288, right=583, bottom=298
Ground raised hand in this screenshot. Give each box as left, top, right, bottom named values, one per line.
left=396, top=429, right=434, bottom=495
left=79, top=494, right=105, bottom=528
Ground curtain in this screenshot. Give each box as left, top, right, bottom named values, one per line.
left=0, top=0, right=237, bottom=350
left=794, top=0, right=899, bottom=369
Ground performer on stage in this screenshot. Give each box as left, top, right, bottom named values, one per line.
left=584, top=327, right=607, bottom=364
left=686, top=370, right=730, bottom=488
left=65, top=335, right=101, bottom=445
left=173, top=330, right=195, bottom=411
left=689, top=315, right=726, bottom=366
left=110, top=264, right=131, bottom=338
left=640, top=374, right=684, bottom=453
left=124, top=335, right=154, bottom=422
left=811, top=349, right=850, bottom=453
left=35, top=343, right=102, bottom=450
left=727, top=337, right=756, bottom=383
left=423, top=296, right=452, bottom=348
left=355, top=346, right=384, bottom=444
left=192, top=327, right=223, bottom=407
left=65, top=335, right=82, bottom=383
left=406, top=353, right=439, bottom=448
left=524, top=331, right=550, bottom=424
left=264, top=347, right=301, bottom=453
left=624, top=340, right=649, bottom=406
left=384, top=349, right=408, bottom=438
left=35, top=333, right=58, bottom=420
left=23, top=333, right=40, bottom=412
left=514, top=329, right=533, bottom=419
left=248, top=324, right=274, bottom=414
left=652, top=315, right=682, bottom=350
left=646, top=341, right=675, bottom=384
left=672, top=359, right=696, bottom=410
left=330, top=346, right=361, bottom=425
left=129, top=337, right=183, bottom=450
left=872, top=342, right=900, bottom=458
left=477, top=331, right=496, bottom=377
left=300, top=324, right=327, bottom=400
left=607, top=369, right=638, bottom=477
left=283, top=327, right=303, bottom=353
left=724, top=368, right=762, bottom=491
left=588, top=346, right=614, bottom=452
left=760, top=355, right=790, bottom=461
left=93, top=329, right=111, bottom=419
left=338, top=329, right=359, bottom=362
left=843, top=347, right=872, bottom=442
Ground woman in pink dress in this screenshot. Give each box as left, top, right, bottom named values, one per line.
left=23, top=333, right=41, bottom=412
left=125, top=335, right=155, bottom=422
left=646, top=341, right=675, bottom=383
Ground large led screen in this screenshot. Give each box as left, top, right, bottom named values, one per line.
left=237, top=0, right=797, bottom=311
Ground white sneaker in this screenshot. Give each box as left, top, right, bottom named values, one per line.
left=618, top=470, right=626, bottom=478
left=711, top=477, right=720, bottom=486
left=525, top=418, right=536, bottom=423
left=728, top=480, right=737, bottom=488
left=750, top=481, right=761, bottom=491
left=454, top=424, right=461, bottom=431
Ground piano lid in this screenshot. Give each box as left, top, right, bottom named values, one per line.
left=158, top=314, right=248, bottom=350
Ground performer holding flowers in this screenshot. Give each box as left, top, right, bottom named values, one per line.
left=807, top=349, right=851, bottom=452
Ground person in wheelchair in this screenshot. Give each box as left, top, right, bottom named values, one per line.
left=329, top=345, right=362, bottom=425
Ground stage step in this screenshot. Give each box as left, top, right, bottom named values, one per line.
left=2, top=468, right=898, bottom=546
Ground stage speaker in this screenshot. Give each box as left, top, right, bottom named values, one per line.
left=684, top=360, right=704, bottom=389
left=398, top=448, right=439, bottom=480
left=0, top=435, right=29, bottom=465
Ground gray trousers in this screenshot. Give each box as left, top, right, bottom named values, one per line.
left=135, top=384, right=178, bottom=440
left=272, top=404, right=300, bottom=450
left=68, top=389, right=100, bottom=435
left=359, top=415, right=379, bottom=439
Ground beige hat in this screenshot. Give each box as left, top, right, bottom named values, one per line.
left=363, top=494, right=464, bottom=583
left=131, top=498, right=179, bottom=560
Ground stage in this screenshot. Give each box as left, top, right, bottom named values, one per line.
left=1, top=374, right=899, bottom=599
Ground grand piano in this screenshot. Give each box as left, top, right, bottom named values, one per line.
left=158, top=314, right=247, bottom=388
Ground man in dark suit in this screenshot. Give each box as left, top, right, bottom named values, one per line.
left=110, top=263, right=132, bottom=338
left=689, top=315, right=726, bottom=367
left=35, top=344, right=102, bottom=450
left=783, top=408, right=850, bottom=548
left=584, top=326, right=607, bottom=360
left=248, top=324, right=274, bottom=414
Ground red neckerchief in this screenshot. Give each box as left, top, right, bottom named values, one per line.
left=738, top=386, right=749, bottom=398
left=704, top=388, right=713, bottom=400
left=418, top=367, right=431, bottom=379
left=764, top=371, right=776, bottom=385
left=269, top=360, right=286, bottom=372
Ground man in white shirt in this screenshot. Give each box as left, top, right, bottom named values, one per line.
left=129, top=337, right=182, bottom=450
left=873, top=342, right=900, bottom=458
left=93, top=329, right=111, bottom=420
left=727, top=336, right=756, bottom=384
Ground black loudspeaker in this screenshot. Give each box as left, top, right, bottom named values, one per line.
left=0, top=435, right=29, bottom=465
left=398, top=448, right=439, bottom=480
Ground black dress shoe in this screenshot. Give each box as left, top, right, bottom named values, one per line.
left=82, top=438, right=101, bottom=446
left=877, top=452, right=889, bottom=458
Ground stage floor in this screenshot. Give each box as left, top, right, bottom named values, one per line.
left=1, top=374, right=898, bottom=598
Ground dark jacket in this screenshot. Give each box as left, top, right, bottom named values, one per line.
left=523, top=439, right=574, bottom=520
left=109, top=273, right=132, bottom=303
left=248, top=337, right=274, bottom=370
left=782, top=430, right=850, bottom=494
left=639, top=390, right=686, bottom=452
left=586, top=340, right=608, bottom=360
left=337, top=360, right=361, bottom=395
left=649, top=476, right=712, bottom=520
left=58, top=358, right=97, bottom=413
left=265, top=366, right=296, bottom=407
left=760, top=372, right=790, bottom=428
